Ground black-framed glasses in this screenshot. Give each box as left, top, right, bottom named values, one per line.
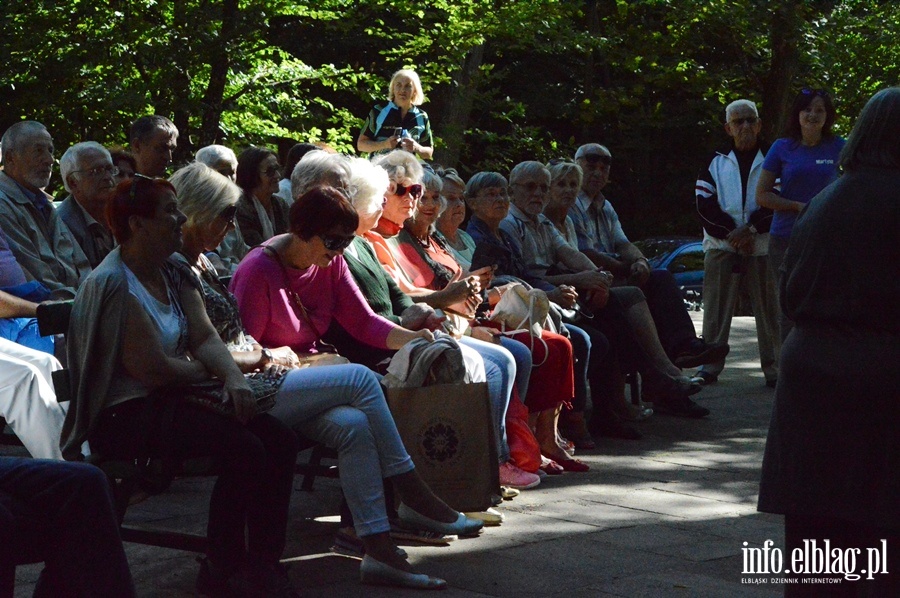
left=393, top=182, right=424, bottom=201
left=219, top=204, right=238, bottom=224
left=730, top=116, right=759, bottom=126
left=74, top=164, right=119, bottom=178
left=580, top=154, right=612, bottom=166
left=260, top=166, right=280, bottom=177
left=801, top=88, right=830, bottom=99
left=320, top=234, right=354, bottom=252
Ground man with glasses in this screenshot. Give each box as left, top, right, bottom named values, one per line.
left=0, top=121, right=90, bottom=298
left=694, top=99, right=778, bottom=388
left=57, top=142, right=117, bottom=268
left=570, top=142, right=729, bottom=371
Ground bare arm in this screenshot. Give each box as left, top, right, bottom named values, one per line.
left=0, top=290, right=38, bottom=319
left=756, top=168, right=804, bottom=213
left=357, top=132, right=400, bottom=154
left=385, top=326, right=434, bottom=349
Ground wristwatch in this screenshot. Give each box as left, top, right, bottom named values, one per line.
left=261, top=348, right=274, bottom=366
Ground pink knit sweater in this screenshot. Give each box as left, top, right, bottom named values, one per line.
left=230, top=244, right=395, bottom=353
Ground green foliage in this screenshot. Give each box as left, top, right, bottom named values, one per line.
left=2, top=0, right=900, bottom=236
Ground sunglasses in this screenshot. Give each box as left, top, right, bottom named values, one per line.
left=730, top=116, right=759, bottom=126
left=393, top=182, right=424, bottom=200
left=801, top=88, right=830, bottom=99
left=320, top=234, right=355, bottom=252
left=219, top=204, right=238, bottom=224
left=128, top=172, right=154, bottom=201
left=581, top=154, right=612, bottom=166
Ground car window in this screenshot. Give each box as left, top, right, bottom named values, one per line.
left=667, top=246, right=704, bottom=273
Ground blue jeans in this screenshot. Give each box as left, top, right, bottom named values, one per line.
left=459, top=336, right=532, bottom=464
left=0, top=458, right=135, bottom=597
left=269, top=364, right=414, bottom=538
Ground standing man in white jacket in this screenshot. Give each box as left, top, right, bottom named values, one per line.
left=694, top=99, right=779, bottom=388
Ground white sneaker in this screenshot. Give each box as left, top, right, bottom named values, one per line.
left=463, top=507, right=504, bottom=526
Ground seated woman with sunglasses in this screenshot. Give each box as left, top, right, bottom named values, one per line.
left=60, top=174, right=300, bottom=596
left=394, top=168, right=587, bottom=471
left=229, top=184, right=483, bottom=589
left=234, top=146, right=291, bottom=249
left=332, top=157, right=543, bottom=490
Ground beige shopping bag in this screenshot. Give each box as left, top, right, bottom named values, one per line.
left=386, top=382, right=499, bottom=513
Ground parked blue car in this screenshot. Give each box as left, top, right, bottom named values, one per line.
left=633, top=237, right=704, bottom=309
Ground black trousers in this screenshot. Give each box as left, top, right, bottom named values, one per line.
left=91, top=397, right=299, bottom=570
left=0, top=458, right=135, bottom=598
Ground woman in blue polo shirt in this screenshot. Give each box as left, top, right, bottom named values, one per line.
left=755, top=88, right=845, bottom=341
left=356, top=69, right=434, bottom=160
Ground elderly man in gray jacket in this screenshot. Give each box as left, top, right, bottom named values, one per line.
left=0, top=121, right=90, bottom=298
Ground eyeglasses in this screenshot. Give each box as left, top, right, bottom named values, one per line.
left=320, top=234, right=355, bottom=252
left=730, top=116, right=759, bottom=126
left=74, top=164, right=119, bottom=178
left=219, top=204, right=237, bottom=224
left=392, top=182, right=424, bottom=201
left=260, top=166, right=280, bottom=177
left=801, top=88, right=830, bottom=99
left=580, top=154, right=612, bottom=166
left=419, top=193, right=442, bottom=206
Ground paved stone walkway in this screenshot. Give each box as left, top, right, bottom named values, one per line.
left=12, top=313, right=786, bottom=597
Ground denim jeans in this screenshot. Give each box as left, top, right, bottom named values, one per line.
left=459, top=335, right=532, bottom=464
left=0, top=458, right=135, bottom=597
left=269, top=364, right=415, bottom=538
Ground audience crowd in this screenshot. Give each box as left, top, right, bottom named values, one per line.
left=2, top=71, right=895, bottom=597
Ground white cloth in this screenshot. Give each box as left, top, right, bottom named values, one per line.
left=0, top=337, right=66, bottom=459
left=276, top=178, right=294, bottom=205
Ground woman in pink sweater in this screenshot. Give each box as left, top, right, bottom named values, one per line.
left=231, top=186, right=482, bottom=590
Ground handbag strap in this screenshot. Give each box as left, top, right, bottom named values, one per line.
left=261, top=244, right=341, bottom=354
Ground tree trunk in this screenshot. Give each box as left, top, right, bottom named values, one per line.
left=434, top=43, right=484, bottom=168
left=200, top=0, right=239, bottom=146
left=761, top=2, right=804, bottom=141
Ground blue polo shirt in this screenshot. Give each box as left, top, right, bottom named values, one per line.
left=762, top=136, right=845, bottom=238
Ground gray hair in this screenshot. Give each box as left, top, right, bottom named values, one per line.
left=725, top=99, right=758, bottom=121
left=388, top=69, right=425, bottom=106
left=372, top=149, right=424, bottom=184
left=420, top=169, right=447, bottom=218
left=59, top=141, right=111, bottom=193
left=290, top=150, right=352, bottom=200
left=574, top=143, right=611, bottom=161
left=547, top=160, right=583, bottom=190
left=1, top=121, right=48, bottom=160
left=169, top=162, right=241, bottom=230
left=464, top=171, right=508, bottom=200
left=348, top=157, right=389, bottom=217
left=436, top=166, right=465, bottom=189
left=509, top=161, right=550, bottom=187
left=195, top=145, right=237, bottom=169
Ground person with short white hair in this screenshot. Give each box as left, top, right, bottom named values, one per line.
left=57, top=141, right=117, bottom=268
left=694, top=99, right=778, bottom=388
left=195, top=144, right=238, bottom=181
left=357, top=69, right=434, bottom=159
left=289, top=150, right=351, bottom=201
left=0, top=121, right=90, bottom=298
